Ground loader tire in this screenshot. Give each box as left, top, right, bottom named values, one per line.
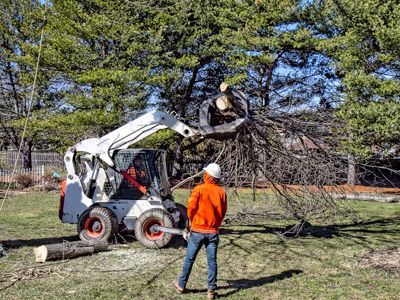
left=135, top=209, right=174, bottom=249
left=175, top=203, right=188, bottom=229
left=78, top=206, right=118, bottom=242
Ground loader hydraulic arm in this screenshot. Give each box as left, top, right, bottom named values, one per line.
left=65, top=109, right=198, bottom=174
left=64, top=83, right=250, bottom=176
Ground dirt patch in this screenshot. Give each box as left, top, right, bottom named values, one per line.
left=360, top=248, right=400, bottom=275
left=339, top=185, right=400, bottom=195
left=230, top=184, right=400, bottom=195
left=274, top=184, right=400, bottom=195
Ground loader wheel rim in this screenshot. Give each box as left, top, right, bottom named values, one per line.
left=84, top=216, right=105, bottom=238
left=143, top=219, right=163, bottom=240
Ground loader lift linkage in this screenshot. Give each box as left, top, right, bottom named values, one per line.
left=59, top=84, right=250, bottom=249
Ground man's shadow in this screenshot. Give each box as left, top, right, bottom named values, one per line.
left=185, top=269, right=303, bottom=297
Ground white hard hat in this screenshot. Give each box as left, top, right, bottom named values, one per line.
left=203, top=163, right=222, bottom=179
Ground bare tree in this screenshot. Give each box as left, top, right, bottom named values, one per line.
left=181, top=103, right=361, bottom=236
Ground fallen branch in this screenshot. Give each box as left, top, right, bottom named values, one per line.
left=331, top=193, right=400, bottom=203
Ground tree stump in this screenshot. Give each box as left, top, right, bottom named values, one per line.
left=33, top=240, right=109, bottom=263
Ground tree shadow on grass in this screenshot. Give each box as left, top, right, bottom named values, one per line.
left=221, top=216, right=400, bottom=240
left=218, top=216, right=400, bottom=258
left=185, top=269, right=303, bottom=297
left=220, top=226, right=280, bottom=235
left=2, top=231, right=188, bottom=251
left=298, top=217, right=400, bottom=239
left=1, top=235, right=78, bottom=249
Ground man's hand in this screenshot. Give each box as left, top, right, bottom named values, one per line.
left=182, top=228, right=190, bottom=241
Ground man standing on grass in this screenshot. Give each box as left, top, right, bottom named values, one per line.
left=173, top=163, right=227, bottom=299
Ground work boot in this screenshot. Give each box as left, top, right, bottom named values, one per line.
left=172, top=281, right=185, bottom=294
left=207, top=289, right=219, bottom=299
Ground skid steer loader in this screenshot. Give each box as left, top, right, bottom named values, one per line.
left=59, top=84, right=249, bottom=249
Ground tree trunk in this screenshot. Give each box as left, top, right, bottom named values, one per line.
left=33, top=240, right=109, bottom=263
left=257, top=64, right=266, bottom=108
left=262, top=52, right=281, bottom=108
left=22, top=140, right=33, bottom=169
left=172, top=142, right=183, bottom=179
left=347, top=154, right=357, bottom=186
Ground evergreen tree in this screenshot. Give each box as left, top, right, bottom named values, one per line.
left=28, top=0, right=151, bottom=151
left=315, top=0, right=400, bottom=156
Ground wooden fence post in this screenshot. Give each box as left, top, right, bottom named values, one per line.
left=41, top=164, right=45, bottom=185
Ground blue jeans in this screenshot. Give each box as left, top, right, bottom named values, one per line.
left=178, top=231, right=219, bottom=290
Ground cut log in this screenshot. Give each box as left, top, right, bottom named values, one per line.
left=216, top=96, right=232, bottom=111
left=34, top=240, right=109, bottom=263
left=219, top=82, right=235, bottom=105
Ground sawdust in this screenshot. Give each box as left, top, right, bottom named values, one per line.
left=87, top=248, right=167, bottom=272
left=360, top=248, right=400, bottom=275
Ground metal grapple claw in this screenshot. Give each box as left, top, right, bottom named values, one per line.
left=198, top=83, right=250, bottom=140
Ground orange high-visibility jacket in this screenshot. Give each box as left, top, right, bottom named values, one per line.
left=187, top=173, right=227, bottom=234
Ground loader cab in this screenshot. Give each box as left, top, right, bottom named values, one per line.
left=104, top=149, right=172, bottom=200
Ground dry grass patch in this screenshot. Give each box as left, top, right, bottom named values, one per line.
left=361, top=248, right=400, bottom=275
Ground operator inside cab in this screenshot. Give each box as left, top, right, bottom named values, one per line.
left=127, top=157, right=147, bottom=185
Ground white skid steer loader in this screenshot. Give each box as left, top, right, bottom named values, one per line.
left=59, top=84, right=249, bottom=249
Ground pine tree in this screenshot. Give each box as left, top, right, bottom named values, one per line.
left=317, top=0, right=400, bottom=156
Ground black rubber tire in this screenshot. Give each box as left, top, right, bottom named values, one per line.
left=175, top=203, right=188, bottom=229
left=77, top=206, right=118, bottom=242
left=134, top=208, right=174, bottom=249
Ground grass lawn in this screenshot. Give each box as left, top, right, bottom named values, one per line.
left=0, top=190, right=400, bottom=299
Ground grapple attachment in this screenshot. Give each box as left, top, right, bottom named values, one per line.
left=198, top=83, right=250, bottom=140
